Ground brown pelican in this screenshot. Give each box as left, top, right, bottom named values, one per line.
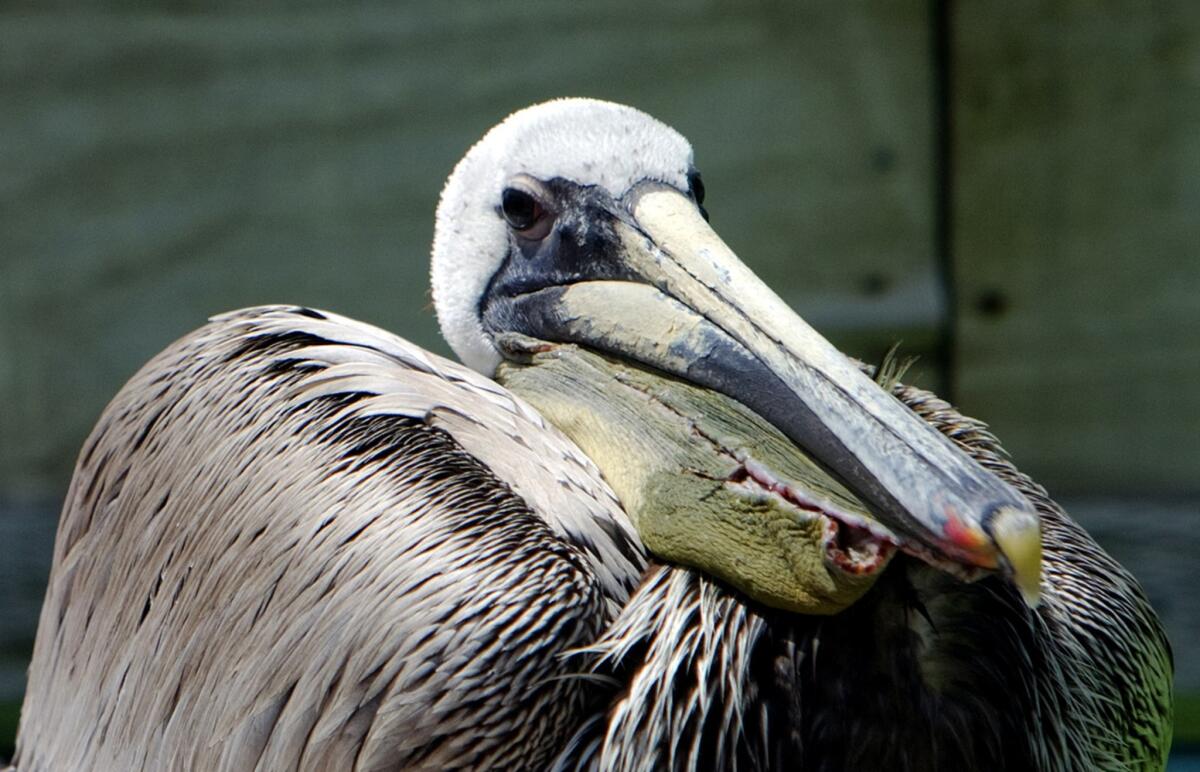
left=12, top=99, right=1171, bottom=771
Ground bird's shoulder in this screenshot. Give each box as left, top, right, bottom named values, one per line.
left=19, top=305, right=645, bottom=770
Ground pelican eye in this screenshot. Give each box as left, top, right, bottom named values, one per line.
left=501, top=187, right=553, bottom=239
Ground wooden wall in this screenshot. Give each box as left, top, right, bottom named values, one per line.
left=952, top=3, right=1200, bottom=495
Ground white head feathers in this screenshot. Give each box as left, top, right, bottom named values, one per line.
left=430, top=98, right=694, bottom=375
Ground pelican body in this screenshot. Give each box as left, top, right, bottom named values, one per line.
left=12, top=99, right=1171, bottom=771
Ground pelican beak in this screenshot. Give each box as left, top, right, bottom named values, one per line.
left=484, top=182, right=1042, bottom=604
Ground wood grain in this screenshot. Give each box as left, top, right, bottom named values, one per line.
left=951, top=3, right=1200, bottom=494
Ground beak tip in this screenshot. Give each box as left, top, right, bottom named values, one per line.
left=989, top=505, right=1043, bottom=608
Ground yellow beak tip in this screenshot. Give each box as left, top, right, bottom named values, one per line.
left=990, top=506, right=1043, bottom=609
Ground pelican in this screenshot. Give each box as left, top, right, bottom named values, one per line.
left=11, top=99, right=1171, bottom=771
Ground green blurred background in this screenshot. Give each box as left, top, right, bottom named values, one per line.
left=2, top=0, right=1198, bottom=765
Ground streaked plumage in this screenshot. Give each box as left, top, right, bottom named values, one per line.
left=12, top=99, right=1172, bottom=771
left=556, top=381, right=1172, bottom=771
left=15, top=307, right=644, bottom=770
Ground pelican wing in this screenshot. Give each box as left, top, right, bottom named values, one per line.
left=15, top=306, right=644, bottom=771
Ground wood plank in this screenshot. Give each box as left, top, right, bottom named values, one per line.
left=0, top=499, right=57, bottom=702
left=951, top=3, right=1200, bottom=494
left=0, top=2, right=938, bottom=497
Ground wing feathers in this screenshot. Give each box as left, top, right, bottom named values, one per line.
left=16, top=306, right=644, bottom=771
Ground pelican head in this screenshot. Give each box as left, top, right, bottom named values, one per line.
left=431, top=98, right=1042, bottom=612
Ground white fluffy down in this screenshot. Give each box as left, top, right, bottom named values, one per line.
left=430, top=98, right=694, bottom=375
